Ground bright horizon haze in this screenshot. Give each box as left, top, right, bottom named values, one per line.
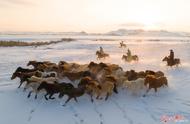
left=0, top=0, right=190, bottom=33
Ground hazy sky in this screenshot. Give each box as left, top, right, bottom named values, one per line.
left=0, top=0, right=190, bottom=33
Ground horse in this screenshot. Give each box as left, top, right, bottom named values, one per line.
left=59, top=85, right=86, bottom=106
left=78, top=76, right=100, bottom=102
left=11, top=71, right=42, bottom=88
left=13, top=67, right=37, bottom=74
left=96, top=51, right=109, bottom=60
left=27, top=60, right=58, bottom=72
left=123, top=78, right=145, bottom=95
left=119, top=42, right=127, bottom=48
left=122, top=55, right=139, bottom=62
left=37, top=81, right=74, bottom=100
left=94, top=75, right=118, bottom=99
left=27, top=61, right=49, bottom=69
left=28, top=75, right=58, bottom=84
left=162, top=56, right=181, bottom=67
left=61, top=71, right=91, bottom=82
left=125, top=70, right=138, bottom=81
left=143, top=75, right=168, bottom=97
left=145, top=70, right=164, bottom=78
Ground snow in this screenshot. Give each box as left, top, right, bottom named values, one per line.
left=0, top=38, right=190, bottom=124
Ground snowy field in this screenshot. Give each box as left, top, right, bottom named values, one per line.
left=0, top=38, right=190, bottom=124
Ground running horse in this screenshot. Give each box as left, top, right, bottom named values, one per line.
left=122, top=55, right=139, bottom=62
left=96, top=51, right=109, bottom=60
left=119, top=41, right=127, bottom=48
left=162, top=56, right=181, bottom=67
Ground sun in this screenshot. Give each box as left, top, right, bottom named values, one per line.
left=130, top=10, right=161, bottom=30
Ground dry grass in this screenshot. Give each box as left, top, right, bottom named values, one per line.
left=0, top=38, right=75, bottom=47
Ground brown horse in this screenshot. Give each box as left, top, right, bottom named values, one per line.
left=122, top=55, right=139, bottom=62
left=61, top=71, right=92, bottom=82
left=96, top=51, right=109, bottom=60
left=119, top=42, right=127, bottom=48
left=143, top=75, right=168, bottom=97
left=162, top=56, right=181, bottom=67
left=27, top=61, right=47, bottom=68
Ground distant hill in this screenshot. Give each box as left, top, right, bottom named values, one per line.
left=105, top=29, right=190, bottom=37
left=1, top=30, right=190, bottom=37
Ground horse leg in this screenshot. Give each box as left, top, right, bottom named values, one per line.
left=18, top=80, right=24, bottom=88
left=74, top=97, right=78, bottom=103
left=89, top=92, right=94, bottom=103
left=49, top=93, right=55, bottom=100
left=143, top=88, right=151, bottom=97
left=35, top=93, right=38, bottom=99
left=44, top=93, right=49, bottom=100
left=63, top=96, right=72, bottom=106
left=96, top=94, right=100, bottom=100
left=154, top=88, right=157, bottom=93
left=32, top=89, right=38, bottom=99
left=27, top=91, right=32, bottom=98
left=105, top=92, right=109, bottom=101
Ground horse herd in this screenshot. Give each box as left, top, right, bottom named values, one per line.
left=11, top=60, right=168, bottom=106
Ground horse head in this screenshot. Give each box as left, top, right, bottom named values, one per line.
left=96, top=51, right=99, bottom=55
left=27, top=61, right=36, bottom=66
left=162, top=56, right=168, bottom=61
left=11, top=72, right=21, bottom=80
left=122, top=55, right=126, bottom=60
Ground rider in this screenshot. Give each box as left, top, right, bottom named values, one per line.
left=169, top=49, right=174, bottom=64
left=100, top=46, right=104, bottom=54
left=127, top=49, right=132, bottom=57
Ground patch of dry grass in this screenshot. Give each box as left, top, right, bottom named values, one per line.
left=0, top=38, right=75, bottom=47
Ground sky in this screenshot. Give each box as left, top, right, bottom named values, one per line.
left=0, top=0, right=190, bottom=33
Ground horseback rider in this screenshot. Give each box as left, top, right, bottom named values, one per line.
left=100, top=46, right=104, bottom=54
left=127, top=49, right=132, bottom=57
left=168, top=49, right=174, bottom=65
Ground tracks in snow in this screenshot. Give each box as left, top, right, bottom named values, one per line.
left=110, top=97, right=134, bottom=124
left=93, top=102, right=105, bottom=124
left=68, top=104, right=85, bottom=124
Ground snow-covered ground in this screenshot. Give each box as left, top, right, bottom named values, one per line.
left=0, top=38, right=190, bottom=124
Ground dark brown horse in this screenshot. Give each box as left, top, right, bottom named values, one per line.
left=162, top=56, right=181, bottom=67
left=13, top=67, right=37, bottom=74
left=96, top=51, right=109, bottom=60
left=37, top=81, right=74, bottom=100
left=59, top=85, right=86, bottom=106
left=11, top=71, right=41, bottom=88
